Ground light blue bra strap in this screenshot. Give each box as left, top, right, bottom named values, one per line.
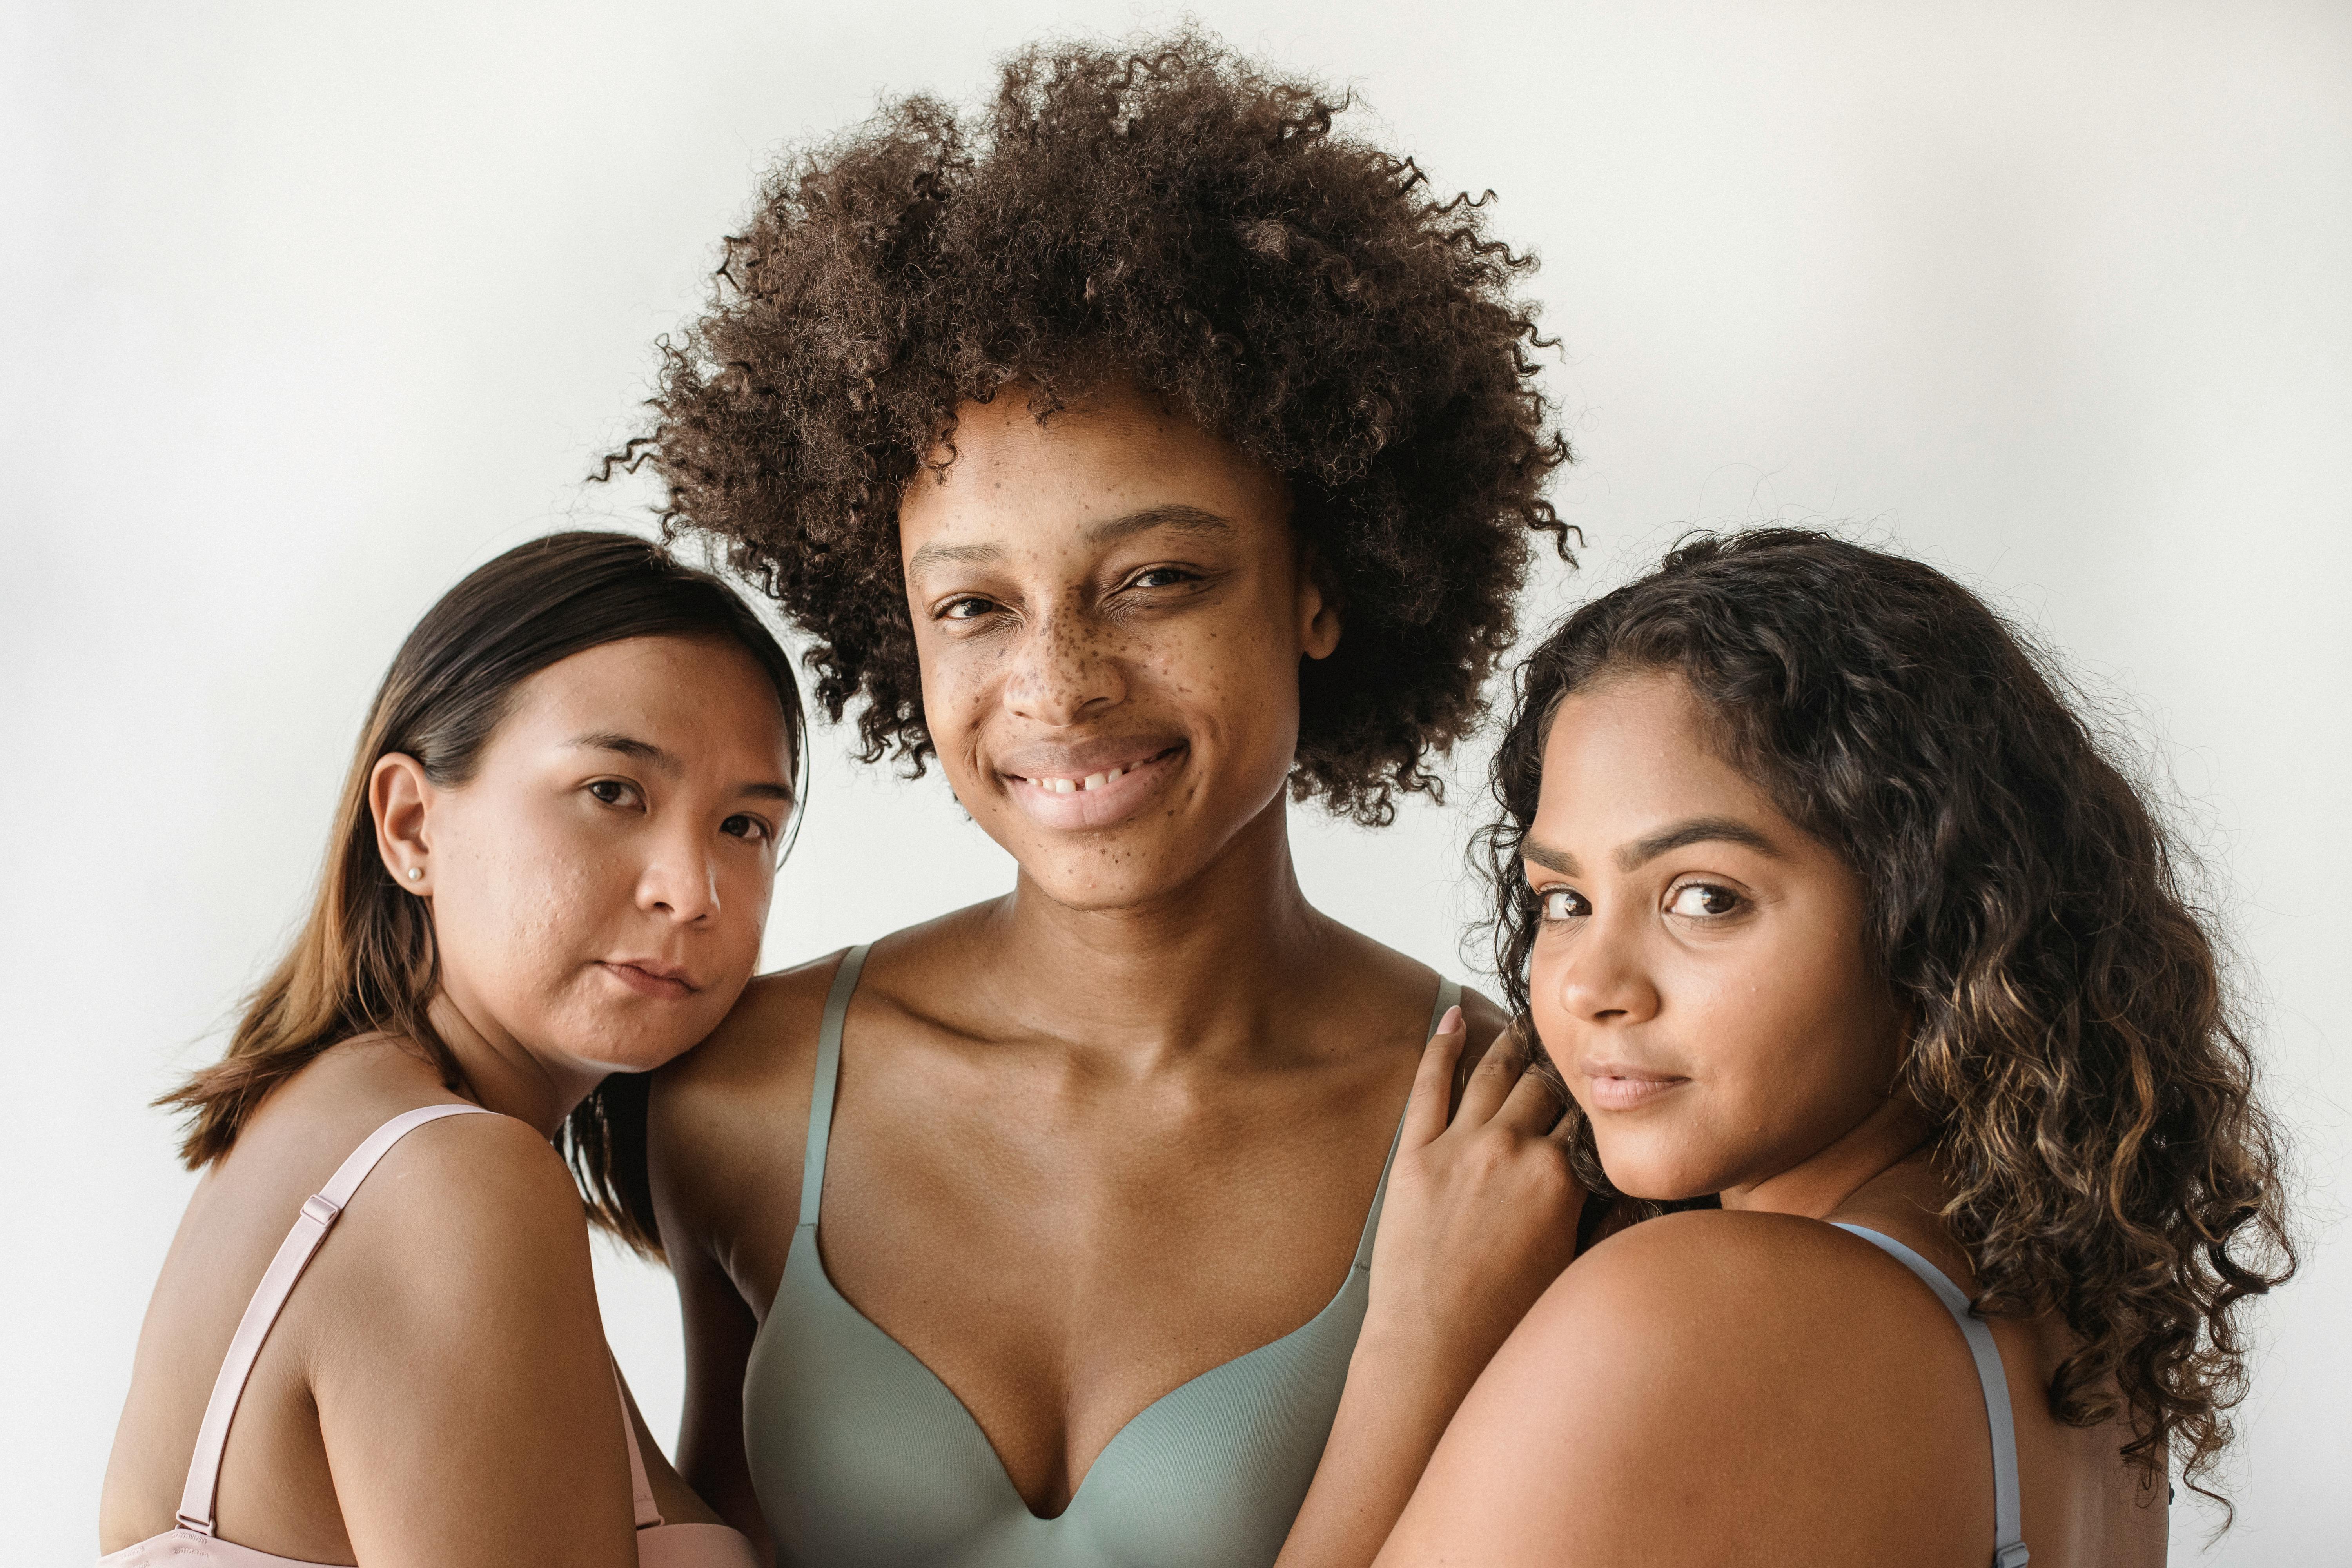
left=1352, top=977, right=1464, bottom=1270
left=1834, top=1224, right=2030, bottom=1568
left=798, top=944, right=872, bottom=1230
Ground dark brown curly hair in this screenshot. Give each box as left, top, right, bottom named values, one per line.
left=1479, top=528, right=2293, bottom=1508
left=614, top=29, right=1571, bottom=824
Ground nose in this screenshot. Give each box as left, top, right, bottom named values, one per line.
left=1003, top=599, right=1125, bottom=726
left=635, top=822, right=720, bottom=925
left=1545, top=907, right=1660, bottom=1026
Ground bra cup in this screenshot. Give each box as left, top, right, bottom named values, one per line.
left=748, top=1229, right=1372, bottom=1568
left=1060, top=1272, right=1367, bottom=1568
left=744, top=951, right=1452, bottom=1568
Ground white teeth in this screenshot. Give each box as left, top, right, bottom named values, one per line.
left=1029, top=765, right=1132, bottom=794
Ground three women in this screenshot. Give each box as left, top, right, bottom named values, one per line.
left=104, top=25, right=2292, bottom=1568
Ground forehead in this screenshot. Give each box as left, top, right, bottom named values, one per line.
left=896, top=384, right=1289, bottom=557
left=1533, top=671, right=1777, bottom=837
left=498, top=635, right=789, bottom=753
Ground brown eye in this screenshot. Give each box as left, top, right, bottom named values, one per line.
left=721, top=813, right=773, bottom=844
left=1666, top=883, right=1742, bottom=918
left=587, top=779, right=639, bottom=809
left=940, top=596, right=995, bottom=621
left=1539, top=888, right=1589, bottom=922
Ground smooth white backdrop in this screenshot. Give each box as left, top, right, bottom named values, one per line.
left=5, top=2, right=2346, bottom=1560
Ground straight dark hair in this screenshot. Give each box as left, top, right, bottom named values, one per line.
left=160, top=530, right=802, bottom=1259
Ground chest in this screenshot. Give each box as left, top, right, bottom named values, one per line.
left=790, top=1049, right=1410, bottom=1518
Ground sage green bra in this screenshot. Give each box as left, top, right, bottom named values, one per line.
left=743, top=944, right=1459, bottom=1568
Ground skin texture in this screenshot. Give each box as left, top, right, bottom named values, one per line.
left=650, top=384, right=1582, bottom=1555
left=1372, top=673, right=2169, bottom=1568
left=100, top=634, right=793, bottom=1566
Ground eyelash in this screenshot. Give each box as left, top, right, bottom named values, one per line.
left=587, top=779, right=641, bottom=809
left=589, top=780, right=776, bottom=847
left=721, top=813, right=773, bottom=845
left=1532, top=881, right=1748, bottom=923
left=932, top=566, right=1199, bottom=624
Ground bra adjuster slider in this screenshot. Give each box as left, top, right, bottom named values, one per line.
left=1994, top=1544, right=2031, bottom=1567
left=301, top=1193, right=344, bottom=1227
left=174, top=1510, right=213, bottom=1537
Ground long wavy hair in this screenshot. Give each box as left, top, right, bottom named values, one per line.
left=1478, top=528, right=2292, bottom=1505
left=158, top=531, right=802, bottom=1259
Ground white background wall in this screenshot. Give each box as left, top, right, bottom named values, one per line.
left=5, top=2, right=2345, bottom=1559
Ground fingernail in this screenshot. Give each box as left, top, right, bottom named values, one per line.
left=1438, top=1005, right=1463, bottom=1034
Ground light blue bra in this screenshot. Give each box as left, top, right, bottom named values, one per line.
left=743, top=944, right=1460, bottom=1568
left=1833, top=1223, right=2031, bottom=1568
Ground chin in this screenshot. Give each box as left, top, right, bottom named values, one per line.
left=1018, top=840, right=1203, bottom=911
left=1592, top=1140, right=1726, bottom=1206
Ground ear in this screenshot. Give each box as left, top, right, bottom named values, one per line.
left=370, top=753, right=436, bottom=894
left=1296, top=543, right=1343, bottom=662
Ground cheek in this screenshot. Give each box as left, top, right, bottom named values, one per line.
left=432, top=809, right=621, bottom=1005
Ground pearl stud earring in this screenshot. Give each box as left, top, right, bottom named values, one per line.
left=407, top=867, right=423, bottom=882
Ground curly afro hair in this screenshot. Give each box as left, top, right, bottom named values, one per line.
left=617, top=29, right=1572, bottom=825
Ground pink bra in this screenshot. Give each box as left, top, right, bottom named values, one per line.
left=100, top=1103, right=756, bottom=1568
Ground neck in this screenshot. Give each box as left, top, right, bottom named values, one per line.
left=1717, top=1092, right=1937, bottom=1220
left=981, top=796, right=1334, bottom=1067
left=423, top=991, right=599, bottom=1139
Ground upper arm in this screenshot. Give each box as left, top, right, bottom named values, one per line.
left=1375, top=1212, right=1996, bottom=1568
left=644, top=957, right=837, bottom=1547
left=307, top=1116, right=635, bottom=1568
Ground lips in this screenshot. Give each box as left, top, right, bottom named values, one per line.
left=596, top=959, right=700, bottom=1000
left=1579, top=1060, right=1691, bottom=1113
left=996, top=741, right=1186, bottom=831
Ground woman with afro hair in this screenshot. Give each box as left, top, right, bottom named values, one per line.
left=613, top=29, right=1585, bottom=1568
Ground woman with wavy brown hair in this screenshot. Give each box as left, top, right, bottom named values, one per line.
left=1370, top=529, right=2294, bottom=1566
left=616, top=29, right=1584, bottom=1568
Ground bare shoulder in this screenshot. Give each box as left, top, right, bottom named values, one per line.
left=1407, top=1208, right=1998, bottom=1565
left=276, top=1108, right=608, bottom=1399
left=646, top=947, right=858, bottom=1283
left=1528, top=1207, right=1941, bottom=1337
left=327, top=1109, right=589, bottom=1297
left=660, top=947, right=849, bottom=1098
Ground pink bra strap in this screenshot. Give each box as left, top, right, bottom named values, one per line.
left=613, top=1365, right=665, bottom=1530
left=176, top=1102, right=497, bottom=1536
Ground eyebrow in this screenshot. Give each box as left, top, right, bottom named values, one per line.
left=1521, top=815, right=1783, bottom=877
left=903, top=504, right=1236, bottom=579
left=567, top=731, right=795, bottom=803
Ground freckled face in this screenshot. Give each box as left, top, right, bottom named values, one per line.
left=1522, top=671, right=1903, bottom=1201
left=897, top=383, right=1339, bottom=909
left=418, top=635, right=795, bottom=1076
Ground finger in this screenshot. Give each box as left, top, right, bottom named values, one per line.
left=1494, top=1051, right=1568, bottom=1136
left=1454, top=1018, right=1532, bottom=1127
left=1401, top=1005, right=1468, bottom=1146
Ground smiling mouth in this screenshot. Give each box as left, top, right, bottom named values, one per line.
left=1009, top=746, right=1182, bottom=794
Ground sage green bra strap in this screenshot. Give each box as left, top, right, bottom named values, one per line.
left=799, top=944, right=873, bottom=1229
left=1350, top=976, right=1462, bottom=1271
